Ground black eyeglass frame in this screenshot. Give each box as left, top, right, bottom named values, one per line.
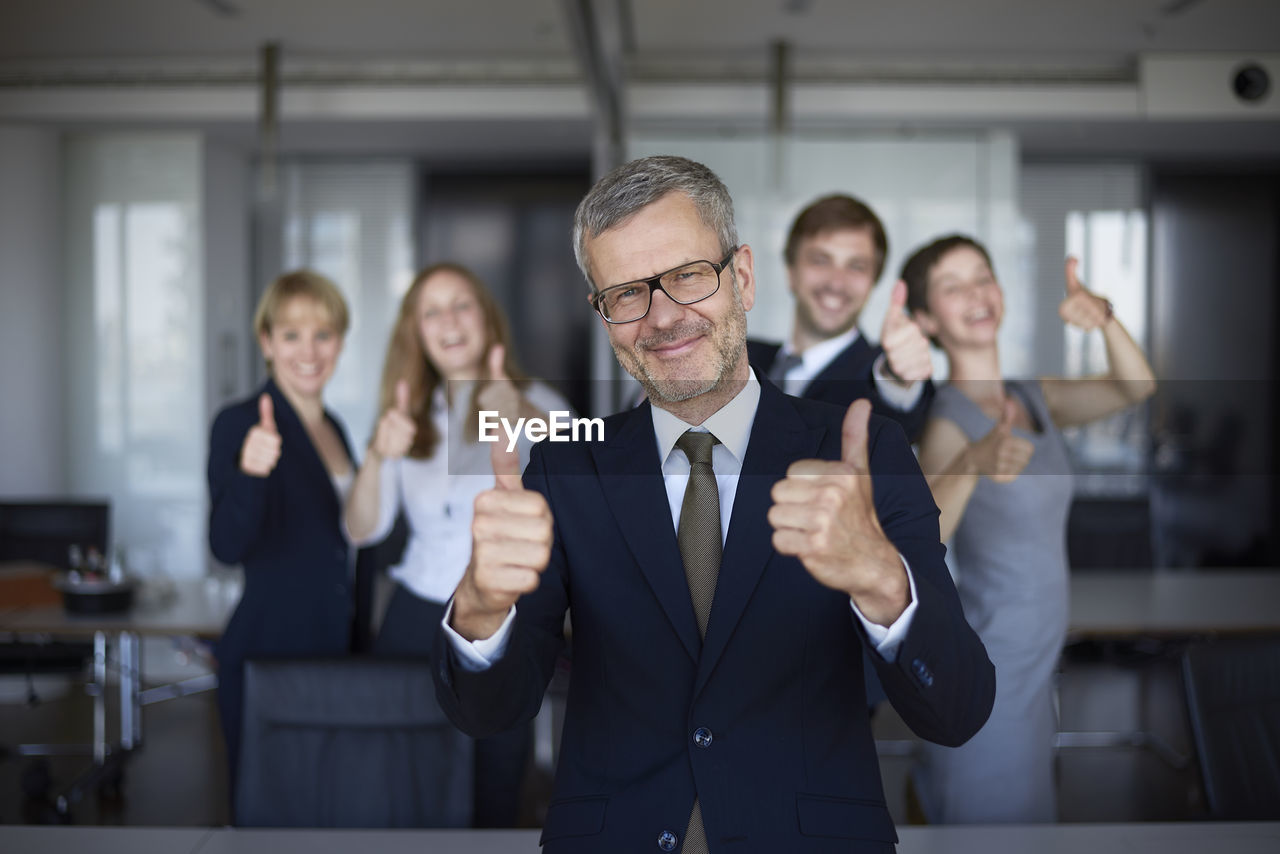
left=589, top=247, right=739, bottom=324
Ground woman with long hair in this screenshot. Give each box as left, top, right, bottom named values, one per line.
left=345, top=262, right=569, bottom=826
left=902, top=236, right=1156, bottom=823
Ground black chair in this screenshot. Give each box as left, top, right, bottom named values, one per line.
left=235, top=658, right=473, bottom=827
left=1183, top=636, right=1280, bottom=819
left=1066, top=495, right=1154, bottom=570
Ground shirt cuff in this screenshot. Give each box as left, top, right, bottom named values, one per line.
left=872, top=354, right=925, bottom=411
left=441, top=599, right=517, bottom=672
left=849, top=553, right=919, bottom=662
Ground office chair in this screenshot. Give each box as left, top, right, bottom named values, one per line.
left=1182, top=637, right=1280, bottom=819
left=235, top=657, right=473, bottom=827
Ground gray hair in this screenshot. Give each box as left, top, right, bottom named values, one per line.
left=572, top=155, right=739, bottom=289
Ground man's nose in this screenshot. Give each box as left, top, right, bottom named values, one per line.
left=645, top=287, right=686, bottom=326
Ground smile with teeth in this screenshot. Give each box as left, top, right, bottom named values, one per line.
left=290, top=362, right=322, bottom=376
left=966, top=308, right=994, bottom=323
left=814, top=291, right=849, bottom=312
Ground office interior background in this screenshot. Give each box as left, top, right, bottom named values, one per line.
left=1, top=0, right=1278, bottom=833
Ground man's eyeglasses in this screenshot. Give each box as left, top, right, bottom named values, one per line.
left=590, top=248, right=738, bottom=324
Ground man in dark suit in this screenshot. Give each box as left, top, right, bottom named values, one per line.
left=436, top=156, right=993, bottom=852
left=748, top=194, right=935, bottom=441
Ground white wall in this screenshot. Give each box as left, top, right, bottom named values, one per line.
left=63, top=131, right=207, bottom=578
left=203, top=139, right=253, bottom=418
left=0, top=125, right=64, bottom=495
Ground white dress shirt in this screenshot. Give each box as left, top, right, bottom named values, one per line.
left=445, top=369, right=920, bottom=669
left=776, top=327, right=925, bottom=411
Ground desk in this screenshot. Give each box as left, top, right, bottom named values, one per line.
left=1, top=581, right=234, bottom=812
left=1, top=823, right=1278, bottom=854
left=1068, top=569, right=1280, bottom=638
left=1059, top=568, right=1280, bottom=769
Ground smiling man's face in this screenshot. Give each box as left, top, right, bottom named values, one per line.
left=787, top=227, right=880, bottom=346
left=586, top=191, right=754, bottom=407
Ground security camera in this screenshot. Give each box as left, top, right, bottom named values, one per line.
left=1231, top=63, right=1270, bottom=104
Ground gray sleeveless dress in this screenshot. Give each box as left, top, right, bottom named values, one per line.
left=914, top=380, right=1074, bottom=823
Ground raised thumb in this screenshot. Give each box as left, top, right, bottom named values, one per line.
left=487, top=344, right=508, bottom=381
left=1064, top=256, right=1083, bottom=295
left=882, top=280, right=908, bottom=333
left=841, top=398, right=872, bottom=471
left=258, top=393, right=276, bottom=433
left=889, top=279, right=908, bottom=312
left=491, top=438, right=523, bottom=490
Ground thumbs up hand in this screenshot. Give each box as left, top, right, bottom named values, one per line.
left=370, top=379, right=417, bottom=460
left=490, top=428, right=524, bottom=491
left=239, top=393, right=283, bottom=477
left=767, top=399, right=910, bottom=625
left=1058, top=257, right=1112, bottom=331
left=879, top=280, right=933, bottom=385
left=448, top=422, right=555, bottom=642
left=966, top=398, right=1034, bottom=484
left=476, top=344, right=523, bottom=421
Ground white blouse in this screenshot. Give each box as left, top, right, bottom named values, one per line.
left=353, top=380, right=572, bottom=604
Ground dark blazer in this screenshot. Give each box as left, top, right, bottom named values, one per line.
left=748, top=336, right=935, bottom=442
left=436, top=380, right=994, bottom=853
left=207, top=378, right=356, bottom=788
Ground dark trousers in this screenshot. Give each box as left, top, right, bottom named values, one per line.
left=375, top=585, right=532, bottom=828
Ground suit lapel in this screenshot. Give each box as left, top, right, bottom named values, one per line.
left=268, top=379, right=341, bottom=521
left=591, top=402, right=701, bottom=663
left=803, top=336, right=878, bottom=399
left=694, top=382, right=826, bottom=698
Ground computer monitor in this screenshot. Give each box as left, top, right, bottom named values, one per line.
left=0, top=500, right=111, bottom=570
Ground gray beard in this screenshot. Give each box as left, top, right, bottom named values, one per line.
left=613, top=289, right=748, bottom=405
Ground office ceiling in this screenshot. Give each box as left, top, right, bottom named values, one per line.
left=1, top=0, right=1276, bottom=68
left=3, top=1, right=1277, bottom=161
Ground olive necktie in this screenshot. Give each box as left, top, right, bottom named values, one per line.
left=674, top=430, right=721, bottom=854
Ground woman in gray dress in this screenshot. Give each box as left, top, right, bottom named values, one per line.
left=900, top=235, right=1156, bottom=823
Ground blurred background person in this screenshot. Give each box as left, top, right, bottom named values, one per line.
left=747, top=193, right=938, bottom=716
left=749, top=194, right=935, bottom=440
left=206, top=271, right=358, bottom=806
left=902, top=235, right=1156, bottom=823
left=344, top=262, right=570, bottom=827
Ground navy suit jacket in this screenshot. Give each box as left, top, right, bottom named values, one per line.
left=748, top=336, right=935, bottom=442
left=207, top=379, right=356, bottom=776
left=436, top=381, right=993, bottom=852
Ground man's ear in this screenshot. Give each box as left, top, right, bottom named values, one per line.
left=735, top=244, right=756, bottom=312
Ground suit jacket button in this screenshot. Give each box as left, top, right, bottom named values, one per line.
left=657, top=830, right=678, bottom=851
left=693, top=727, right=713, bottom=748
left=911, top=657, right=935, bottom=687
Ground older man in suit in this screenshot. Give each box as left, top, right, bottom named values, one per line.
left=436, top=156, right=993, bottom=852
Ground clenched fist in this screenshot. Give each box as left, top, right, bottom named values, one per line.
left=239, top=393, right=282, bottom=477
left=880, top=280, right=933, bottom=384
left=1058, top=257, right=1112, bottom=331
left=767, top=399, right=910, bottom=626
left=449, top=437, right=554, bottom=641
left=966, top=398, right=1033, bottom=483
